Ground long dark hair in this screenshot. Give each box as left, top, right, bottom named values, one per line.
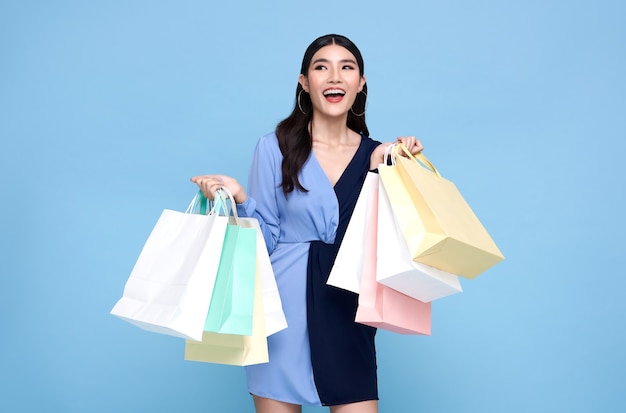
left=276, top=34, right=369, bottom=195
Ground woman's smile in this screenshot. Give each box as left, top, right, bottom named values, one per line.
left=323, top=88, right=346, bottom=103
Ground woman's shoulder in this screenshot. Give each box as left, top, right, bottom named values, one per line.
left=256, top=131, right=280, bottom=150
left=259, top=130, right=278, bottom=142
left=253, top=131, right=282, bottom=160
left=360, top=133, right=383, bottom=150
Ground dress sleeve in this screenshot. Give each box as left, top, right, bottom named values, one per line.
left=235, top=134, right=281, bottom=254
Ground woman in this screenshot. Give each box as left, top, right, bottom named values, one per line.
left=192, top=34, right=423, bottom=413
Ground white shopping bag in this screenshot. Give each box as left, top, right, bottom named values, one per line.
left=327, top=172, right=378, bottom=293
left=239, top=217, right=287, bottom=336
left=377, top=179, right=463, bottom=302
left=110, top=192, right=228, bottom=341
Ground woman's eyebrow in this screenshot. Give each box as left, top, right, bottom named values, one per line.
left=311, top=58, right=357, bottom=65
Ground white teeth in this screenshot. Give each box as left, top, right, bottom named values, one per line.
left=323, top=89, right=346, bottom=96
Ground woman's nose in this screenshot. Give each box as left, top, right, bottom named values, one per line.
left=328, top=70, right=341, bottom=83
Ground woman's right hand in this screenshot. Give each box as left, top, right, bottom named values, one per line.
left=190, top=174, right=248, bottom=204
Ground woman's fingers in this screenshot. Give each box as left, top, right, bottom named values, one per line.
left=190, top=175, right=247, bottom=204
left=190, top=175, right=224, bottom=200
left=396, top=136, right=424, bottom=155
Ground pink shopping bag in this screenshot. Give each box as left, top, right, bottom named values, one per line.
left=355, top=173, right=431, bottom=335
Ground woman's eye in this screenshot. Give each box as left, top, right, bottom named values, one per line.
left=343, top=65, right=355, bottom=70
left=313, top=65, right=327, bottom=70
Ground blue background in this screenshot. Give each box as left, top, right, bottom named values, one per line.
left=2, top=1, right=624, bottom=412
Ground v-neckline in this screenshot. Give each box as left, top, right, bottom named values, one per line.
left=311, top=135, right=364, bottom=189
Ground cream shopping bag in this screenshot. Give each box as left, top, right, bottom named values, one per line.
left=185, top=265, right=269, bottom=366
left=379, top=144, right=504, bottom=278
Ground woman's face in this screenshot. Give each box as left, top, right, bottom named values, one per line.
left=299, top=44, right=366, bottom=118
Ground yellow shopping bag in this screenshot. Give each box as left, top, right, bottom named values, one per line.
left=378, top=144, right=504, bottom=279
left=184, top=264, right=269, bottom=366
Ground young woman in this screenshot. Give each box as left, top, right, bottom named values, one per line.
left=192, top=34, right=423, bottom=413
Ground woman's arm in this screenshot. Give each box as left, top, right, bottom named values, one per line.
left=191, top=134, right=281, bottom=254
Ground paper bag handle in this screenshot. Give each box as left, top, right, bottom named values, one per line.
left=394, top=143, right=442, bottom=179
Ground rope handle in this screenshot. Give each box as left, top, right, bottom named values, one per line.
left=185, top=189, right=236, bottom=222
left=186, top=191, right=212, bottom=214
left=217, top=186, right=240, bottom=224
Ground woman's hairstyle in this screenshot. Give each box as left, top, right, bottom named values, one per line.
left=276, top=34, right=369, bottom=195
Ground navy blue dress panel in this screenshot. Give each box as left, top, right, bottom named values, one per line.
left=307, top=135, right=381, bottom=406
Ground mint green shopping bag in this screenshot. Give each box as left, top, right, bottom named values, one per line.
left=203, top=192, right=257, bottom=336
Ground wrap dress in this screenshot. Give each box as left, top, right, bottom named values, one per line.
left=236, top=131, right=381, bottom=406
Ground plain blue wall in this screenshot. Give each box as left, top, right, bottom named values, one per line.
left=2, top=1, right=624, bottom=412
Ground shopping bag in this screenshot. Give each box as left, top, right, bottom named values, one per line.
left=241, top=217, right=287, bottom=336
left=379, top=144, right=504, bottom=279
left=204, top=190, right=257, bottom=336
left=185, top=265, right=269, bottom=365
left=327, top=172, right=378, bottom=293
left=355, top=176, right=431, bottom=335
left=377, top=176, right=462, bottom=302
left=110, top=191, right=228, bottom=341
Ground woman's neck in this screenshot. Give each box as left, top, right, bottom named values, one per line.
left=309, top=115, right=354, bottom=145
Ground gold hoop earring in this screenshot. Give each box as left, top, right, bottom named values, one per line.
left=350, top=91, right=367, bottom=117
left=298, top=90, right=309, bottom=115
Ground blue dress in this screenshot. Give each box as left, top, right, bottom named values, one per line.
left=237, top=131, right=381, bottom=406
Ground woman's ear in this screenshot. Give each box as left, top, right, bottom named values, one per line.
left=298, top=74, right=309, bottom=93
left=359, top=75, right=366, bottom=93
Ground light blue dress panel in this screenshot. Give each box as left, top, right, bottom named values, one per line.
left=236, top=132, right=338, bottom=406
